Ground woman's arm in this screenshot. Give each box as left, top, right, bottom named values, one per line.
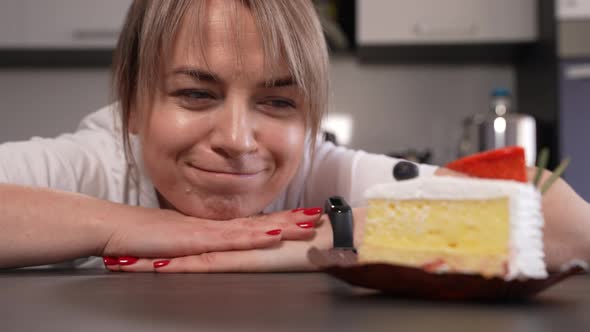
left=106, top=209, right=369, bottom=273
left=529, top=169, right=590, bottom=269
left=0, top=184, right=318, bottom=269
left=0, top=184, right=113, bottom=268
left=121, top=167, right=590, bottom=273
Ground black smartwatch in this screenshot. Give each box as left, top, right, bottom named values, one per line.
left=324, top=196, right=355, bottom=250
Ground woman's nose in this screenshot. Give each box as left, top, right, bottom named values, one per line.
left=210, top=100, right=257, bottom=158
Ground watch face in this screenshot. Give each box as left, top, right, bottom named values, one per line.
left=326, top=196, right=351, bottom=213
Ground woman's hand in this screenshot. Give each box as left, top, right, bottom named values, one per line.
left=104, top=208, right=368, bottom=272
left=100, top=207, right=323, bottom=268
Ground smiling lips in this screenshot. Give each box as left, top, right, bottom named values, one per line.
left=185, top=162, right=266, bottom=178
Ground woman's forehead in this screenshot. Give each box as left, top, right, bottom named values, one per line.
left=164, top=1, right=291, bottom=82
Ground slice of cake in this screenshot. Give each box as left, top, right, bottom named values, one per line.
left=358, top=177, right=547, bottom=280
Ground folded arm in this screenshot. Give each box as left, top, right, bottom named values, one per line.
left=123, top=166, right=590, bottom=273
left=0, top=184, right=318, bottom=269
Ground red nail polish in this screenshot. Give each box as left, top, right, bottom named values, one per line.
left=153, top=260, right=170, bottom=269
left=266, top=229, right=282, bottom=236
left=103, top=256, right=118, bottom=266
left=303, top=207, right=322, bottom=216
left=296, top=221, right=314, bottom=229
left=291, top=208, right=305, bottom=213
left=118, top=256, right=139, bottom=266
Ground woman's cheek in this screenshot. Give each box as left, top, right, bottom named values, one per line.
left=263, top=120, right=306, bottom=165
left=147, top=109, right=208, bottom=153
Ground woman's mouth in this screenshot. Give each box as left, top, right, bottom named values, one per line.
left=185, top=162, right=265, bottom=177
left=182, top=162, right=268, bottom=190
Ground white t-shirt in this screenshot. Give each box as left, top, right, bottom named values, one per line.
left=0, top=105, right=438, bottom=268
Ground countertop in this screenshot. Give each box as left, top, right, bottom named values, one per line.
left=0, top=270, right=589, bottom=332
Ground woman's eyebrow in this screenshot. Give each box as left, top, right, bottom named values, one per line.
left=169, top=67, right=295, bottom=88
left=169, top=67, right=222, bottom=83
left=259, top=76, right=295, bottom=88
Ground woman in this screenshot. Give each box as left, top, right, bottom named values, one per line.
left=1, top=0, right=589, bottom=272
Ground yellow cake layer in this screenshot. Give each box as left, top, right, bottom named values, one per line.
left=359, top=198, right=510, bottom=277
left=359, top=244, right=507, bottom=277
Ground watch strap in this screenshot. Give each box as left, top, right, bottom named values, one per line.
left=324, top=196, right=355, bottom=250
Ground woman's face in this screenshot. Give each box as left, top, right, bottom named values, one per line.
left=133, top=2, right=307, bottom=220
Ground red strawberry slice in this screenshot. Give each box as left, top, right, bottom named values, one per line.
left=445, top=146, right=528, bottom=182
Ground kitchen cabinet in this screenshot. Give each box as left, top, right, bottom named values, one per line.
left=0, top=0, right=132, bottom=49
left=558, top=0, right=590, bottom=199
left=357, top=0, right=538, bottom=45
left=558, top=4, right=590, bottom=200
left=518, top=0, right=590, bottom=179
left=0, top=0, right=25, bottom=46
left=560, top=61, right=590, bottom=201
left=558, top=0, right=590, bottom=20
left=558, top=0, right=590, bottom=58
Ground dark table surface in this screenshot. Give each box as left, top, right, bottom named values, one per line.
left=0, top=270, right=589, bottom=332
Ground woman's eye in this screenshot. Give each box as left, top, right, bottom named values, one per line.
left=172, top=89, right=217, bottom=109
left=175, top=89, right=214, bottom=100
left=263, top=99, right=295, bottom=109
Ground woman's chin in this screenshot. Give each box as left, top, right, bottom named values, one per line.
left=187, top=209, right=252, bottom=221
left=156, top=187, right=269, bottom=220
left=176, top=197, right=263, bottom=220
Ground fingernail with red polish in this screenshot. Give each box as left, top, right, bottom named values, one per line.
left=296, top=221, right=314, bottom=229
left=303, top=207, right=322, bottom=216
left=266, top=229, right=282, bottom=236
left=118, top=256, right=139, bottom=266
left=103, top=256, right=118, bottom=266
left=291, top=208, right=305, bottom=213
left=153, top=260, right=170, bottom=269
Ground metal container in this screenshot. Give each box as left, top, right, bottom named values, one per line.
left=458, top=90, right=537, bottom=165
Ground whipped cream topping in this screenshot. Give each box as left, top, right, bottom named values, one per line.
left=364, top=177, right=548, bottom=280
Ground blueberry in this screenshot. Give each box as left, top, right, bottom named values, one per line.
left=393, top=161, right=419, bottom=181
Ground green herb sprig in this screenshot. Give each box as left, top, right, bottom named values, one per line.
left=540, top=158, right=571, bottom=194
left=532, top=147, right=571, bottom=195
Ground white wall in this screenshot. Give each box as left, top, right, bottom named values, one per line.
left=329, top=57, right=514, bottom=165
left=0, top=69, right=111, bottom=141
left=0, top=57, right=513, bottom=166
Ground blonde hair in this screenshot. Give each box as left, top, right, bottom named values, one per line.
left=112, top=0, right=329, bottom=163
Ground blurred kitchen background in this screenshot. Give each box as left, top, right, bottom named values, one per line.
left=0, top=0, right=589, bottom=200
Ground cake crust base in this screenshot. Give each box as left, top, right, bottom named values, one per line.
left=359, top=244, right=508, bottom=278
